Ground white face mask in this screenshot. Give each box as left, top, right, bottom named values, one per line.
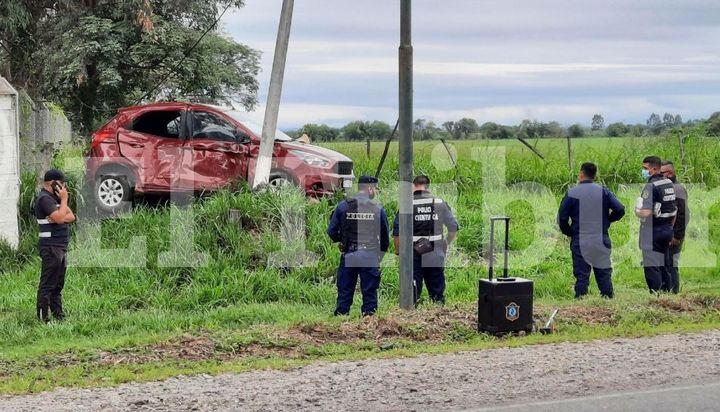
left=641, top=169, right=651, bottom=180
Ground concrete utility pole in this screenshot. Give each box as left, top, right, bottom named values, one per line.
left=398, top=0, right=414, bottom=310
left=253, top=0, right=294, bottom=188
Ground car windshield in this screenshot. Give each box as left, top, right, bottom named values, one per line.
left=226, top=111, right=293, bottom=142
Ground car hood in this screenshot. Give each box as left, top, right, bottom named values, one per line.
left=279, top=141, right=352, bottom=162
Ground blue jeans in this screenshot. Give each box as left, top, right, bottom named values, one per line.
left=334, top=251, right=381, bottom=315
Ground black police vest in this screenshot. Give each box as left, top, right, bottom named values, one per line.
left=341, top=197, right=381, bottom=250
left=412, top=194, right=443, bottom=242
left=34, top=190, right=70, bottom=247
left=650, top=176, right=677, bottom=226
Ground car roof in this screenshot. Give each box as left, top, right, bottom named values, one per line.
left=118, top=102, right=232, bottom=113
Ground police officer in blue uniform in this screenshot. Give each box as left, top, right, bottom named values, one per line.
left=34, top=169, right=76, bottom=322
left=635, top=156, right=677, bottom=293
left=557, top=163, right=625, bottom=298
left=327, top=176, right=389, bottom=316
left=393, top=175, right=459, bottom=305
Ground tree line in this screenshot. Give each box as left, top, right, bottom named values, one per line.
left=289, top=112, right=718, bottom=142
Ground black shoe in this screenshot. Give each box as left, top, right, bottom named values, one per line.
left=37, top=308, right=51, bottom=323
left=333, top=310, right=349, bottom=316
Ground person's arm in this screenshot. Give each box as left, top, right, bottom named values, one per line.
left=635, top=183, right=653, bottom=218
left=47, top=185, right=75, bottom=224
left=557, top=195, right=573, bottom=236
left=606, top=189, right=625, bottom=223
left=379, top=208, right=390, bottom=253
left=441, top=202, right=459, bottom=245
left=326, top=203, right=344, bottom=243
left=392, top=211, right=400, bottom=254
left=673, top=186, right=688, bottom=242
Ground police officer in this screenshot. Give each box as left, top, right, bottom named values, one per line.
left=393, top=175, right=459, bottom=305
left=327, top=176, right=389, bottom=316
left=35, top=169, right=76, bottom=322
left=660, top=160, right=688, bottom=293
left=635, top=156, right=677, bottom=293
left=557, top=162, right=625, bottom=298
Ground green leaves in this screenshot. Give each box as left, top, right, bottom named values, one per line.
left=0, top=0, right=259, bottom=132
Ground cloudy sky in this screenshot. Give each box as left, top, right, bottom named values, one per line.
left=222, top=0, right=720, bottom=128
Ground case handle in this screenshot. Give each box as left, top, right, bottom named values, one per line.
left=488, top=216, right=510, bottom=280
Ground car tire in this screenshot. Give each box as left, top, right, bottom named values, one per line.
left=268, top=171, right=296, bottom=189
left=94, top=175, right=133, bottom=215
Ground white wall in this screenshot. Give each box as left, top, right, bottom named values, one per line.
left=0, top=88, right=20, bottom=248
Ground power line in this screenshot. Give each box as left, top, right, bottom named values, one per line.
left=134, top=3, right=233, bottom=104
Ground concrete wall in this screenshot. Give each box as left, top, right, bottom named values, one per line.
left=18, top=91, right=72, bottom=174
left=0, top=77, right=20, bottom=248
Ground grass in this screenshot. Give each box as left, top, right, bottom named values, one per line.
left=1, top=127, right=720, bottom=394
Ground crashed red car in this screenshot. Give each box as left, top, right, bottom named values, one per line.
left=86, top=102, right=354, bottom=213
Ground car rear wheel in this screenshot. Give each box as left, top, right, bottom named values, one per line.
left=94, top=175, right=132, bottom=215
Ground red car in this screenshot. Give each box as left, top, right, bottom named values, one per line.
left=86, top=102, right=354, bottom=213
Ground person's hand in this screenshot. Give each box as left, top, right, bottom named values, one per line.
left=670, top=237, right=681, bottom=246
left=58, top=183, right=69, bottom=202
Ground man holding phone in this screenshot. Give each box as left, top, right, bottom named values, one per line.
left=34, top=169, right=75, bottom=322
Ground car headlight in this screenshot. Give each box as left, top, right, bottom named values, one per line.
left=288, top=150, right=331, bottom=168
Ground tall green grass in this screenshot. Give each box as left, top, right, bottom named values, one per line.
left=1, top=129, right=719, bottom=374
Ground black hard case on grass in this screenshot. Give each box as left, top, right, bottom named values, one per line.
left=478, top=217, right=534, bottom=333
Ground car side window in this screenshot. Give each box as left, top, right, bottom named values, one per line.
left=192, top=111, right=237, bottom=142
left=129, top=110, right=183, bottom=139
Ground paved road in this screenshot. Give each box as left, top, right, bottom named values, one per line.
left=475, top=381, right=720, bottom=412
left=1, top=330, right=719, bottom=411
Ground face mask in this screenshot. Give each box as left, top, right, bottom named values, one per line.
left=641, top=169, right=651, bottom=180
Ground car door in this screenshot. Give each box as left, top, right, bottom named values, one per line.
left=181, top=109, right=249, bottom=190
left=117, top=106, right=187, bottom=191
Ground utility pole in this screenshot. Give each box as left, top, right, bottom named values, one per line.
left=253, top=0, right=294, bottom=188
left=398, top=0, right=414, bottom=310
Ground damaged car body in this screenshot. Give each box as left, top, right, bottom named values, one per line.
left=86, top=102, right=354, bottom=213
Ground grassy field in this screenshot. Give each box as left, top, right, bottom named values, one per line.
left=0, top=129, right=719, bottom=394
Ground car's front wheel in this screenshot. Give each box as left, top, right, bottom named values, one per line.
left=94, top=175, right=132, bottom=215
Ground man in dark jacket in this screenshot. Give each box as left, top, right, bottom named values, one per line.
left=35, top=169, right=76, bottom=322
left=661, top=160, right=688, bottom=293
left=327, top=176, right=389, bottom=316
left=558, top=163, right=625, bottom=298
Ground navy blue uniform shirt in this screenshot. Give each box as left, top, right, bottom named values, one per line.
left=557, top=180, right=625, bottom=241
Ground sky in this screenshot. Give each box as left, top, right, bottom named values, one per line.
left=222, top=0, right=720, bottom=129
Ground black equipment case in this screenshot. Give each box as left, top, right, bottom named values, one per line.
left=478, top=217, right=534, bottom=333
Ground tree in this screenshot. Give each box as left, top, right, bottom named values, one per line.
left=296, top=124, right=339, bottom=142
left=662, top=113, right=682, bottom=128
left=442, top=121, right=458, bottom=139
left=414, top=119, right=443, bottom=140
left=543, top=121, right=563, bottom=138
left=606, top=122, right=630, bottom=137
left=567, top=124, right=584, bottom=138
left=517, top=119, right=539, bottom=140
left=591, top=114, right=605, bottom=131
left=707, top=112, right=720, bottom=136
left=479, top=122, right=512, bottom=139
left=630, top=124, right=646, bottom=137
left=0, top=0, right=260, bottom=131
left=647, top=113, right=664, bottom=135
left=454, top=118, right=480, bottom=139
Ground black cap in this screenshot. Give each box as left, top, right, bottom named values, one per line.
left=43, top=169, right=66, bottom=182
left=358, top=175, right=379, bottom=185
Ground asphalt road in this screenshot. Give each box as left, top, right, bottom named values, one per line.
left=474, top=381, right=720, bottom=412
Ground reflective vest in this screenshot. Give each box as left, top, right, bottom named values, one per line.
left=341, top=197, right=382, bottom=251
left=412, top=194, right=443, bottom=242
left=34, top=190, right=70, bottom=247
left=649, top=176, right=677, bottom=227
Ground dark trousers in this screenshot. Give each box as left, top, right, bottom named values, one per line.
left=664, top=242, right=682, bottom=294
left=37, top=245, right=67, bottom=321
left=413, top=254, right=446, bottom=304
left=334, top=252, right=380, bottom=316
left=570, top=239, right=613, bottom=298
left=642, top=226, right=674, bottom=293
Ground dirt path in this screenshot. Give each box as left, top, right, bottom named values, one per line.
left=2, top=330, right=719, bottom=411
